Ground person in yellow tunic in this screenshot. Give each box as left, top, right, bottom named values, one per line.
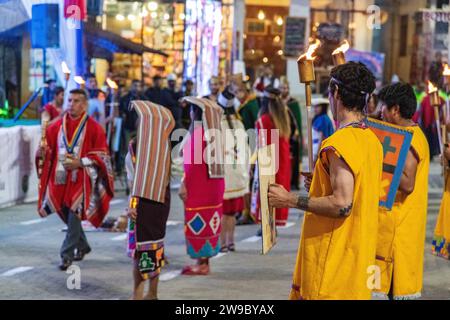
left=268, top=62, right=383, bottom=300
left=432, top=144, right=450, bottom=259
left=375, top=83, right=430, bottom=299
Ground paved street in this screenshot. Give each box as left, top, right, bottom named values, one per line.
left=0, top=160, right=449, bottom=300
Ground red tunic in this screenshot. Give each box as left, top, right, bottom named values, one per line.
left=255, top=114, right=291, bottom=226
left=38, top=113, right=114, bottom=227
left=42, top=103, right=62, bottom=121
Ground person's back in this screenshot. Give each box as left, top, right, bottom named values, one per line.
left=88, top=98, right=106, bottom=129
left=145, top=86, right=163, bottom=105
left=376, top=126, right=429, bottom=298
left=238, top=94, right=259, bottom=130
left=267, top=62, right=382, bottom=300
left=374, top=82, right=430, bottom=299
left=296, top=126, right=382, bottom=299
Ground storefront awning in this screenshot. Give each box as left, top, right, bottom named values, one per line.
left=0, top=0, right=28, bottom=33
left=0, top=21, right=29, bottom=45
left=85, top=23, right=168, bottom=62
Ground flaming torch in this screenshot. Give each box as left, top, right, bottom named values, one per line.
left=297, top=39, right=321, bottom=171
left=332, top=40, right=349, bottom=66
left=61, top=61, right=71, bottom=90
left=443, top=64, right=450, bottom=130
left=428, top=81, right=444, bottom=157
left=74, top=76, right=85, bottom=90
left=105, top=78, right=118, bottom=146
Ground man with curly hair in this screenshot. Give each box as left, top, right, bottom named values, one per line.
left=268, top=62, right=383, bottom=300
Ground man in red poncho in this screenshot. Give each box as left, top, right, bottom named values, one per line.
left=37, top=89, right=114, bottom=270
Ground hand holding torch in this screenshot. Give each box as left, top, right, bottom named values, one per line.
left=38, top=113, right=50, bottom=178
left=61, top=61, right=71, bottom=91
left=74, top=76, right=86, bottom=90
left=297, top=39, right=321, bottom=172
left=105, top=78, right=118, bottom=146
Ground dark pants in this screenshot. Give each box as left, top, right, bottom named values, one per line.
left=60, top=209, right=91, bottom=260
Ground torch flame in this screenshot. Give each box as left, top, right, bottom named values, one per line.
left=332, top=40, right=350, bottom=55
left=74, top=76, right=85, bottom=85
left=106, top=78, right=118, bottom=89
left=428, top=81, right=438, bottom=94
left=61, top=61, right=71, bottom=75
left=443, top=64, right=450, bottom=76
left=299, top=39, right=321, bottom=61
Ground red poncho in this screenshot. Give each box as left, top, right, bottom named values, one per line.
left=37, top=113, right=114, bottom=227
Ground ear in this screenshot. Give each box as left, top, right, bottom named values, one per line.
left=393, top=104, right=401, bottom=116
left=333, top=86, right=340, bottom=100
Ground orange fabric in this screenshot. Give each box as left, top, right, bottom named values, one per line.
left=289, top=126, right=383, bottom=300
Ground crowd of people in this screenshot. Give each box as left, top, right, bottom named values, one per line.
left=36, top=58, right=450, bottom=301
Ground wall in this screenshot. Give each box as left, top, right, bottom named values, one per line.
left=244, top=5, right=290, bottom=79
left=381, top=0, right=428, bottom=83
left=0, top=125, right=41, bottom=208
left=396, top=0, right=427, bottom=84
left=287, top=0, right=310, bottom=98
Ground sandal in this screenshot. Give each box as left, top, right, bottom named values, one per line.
left=228, top=243, right=235, bottom=252
left=181, top=264, right=209, bottom=276
left=220, top=245, right=229, bottom=253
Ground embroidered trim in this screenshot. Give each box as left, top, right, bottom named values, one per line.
left=185, top=203, right=223, bottom=212
left=129, top=197, right=139, bottom=209
left=62, top=113, right=89, bottom=154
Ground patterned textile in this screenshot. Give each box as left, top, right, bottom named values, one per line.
left=185, top=206, right=222, bottom=258
left=129, top=100, right=175, bottom=203
left=127, top=191, right=170, bottom=280
left=365, top=118, right=414, bottom=210
left=183, top=125, right=224, bottom=259
left=182, top=96, right=225, bottom=178
left=37, top=114, right=114, bottom=228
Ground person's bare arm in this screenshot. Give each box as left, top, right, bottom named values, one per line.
left=444, top=143, right=450, bottom=161
left=41, top=111, right=50, bottom=123
left=268, top=150, right=354, bottom=218
left=398, top=148, right=418, bottom=195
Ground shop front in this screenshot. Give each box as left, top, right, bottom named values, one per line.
left=104, top=0, right=234, bottom=95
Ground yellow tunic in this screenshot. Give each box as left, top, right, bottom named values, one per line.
left=289, top=126, right=383, bottom=300
left=375, top=126, right=430, bottom=299
left=432, top=171, right=450, bottom=259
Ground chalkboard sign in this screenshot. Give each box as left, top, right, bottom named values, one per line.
left=283, top=17, right=307, bottom=58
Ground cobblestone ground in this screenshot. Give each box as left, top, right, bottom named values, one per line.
left=0, top=160, right=448, bottom=300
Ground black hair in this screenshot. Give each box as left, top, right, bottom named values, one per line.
left=377, top=82, right=417, bottom=119
left=45, top=79, right=56, bottom=84
left=189, top=104, right=203, bottom=133
left=220, top=86, right=236, bottom=131
left=329, top=61, right=376, bottom=112
left=131, top=79, right=140, bottom=84
left=54, top=86, right=64, bottom=96
left=84, top=73, right=96, bottom=79
left=69, top=89, right=88, bottom=100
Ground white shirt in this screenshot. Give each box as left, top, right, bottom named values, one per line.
left=253, top=76, right=280, bottom=97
